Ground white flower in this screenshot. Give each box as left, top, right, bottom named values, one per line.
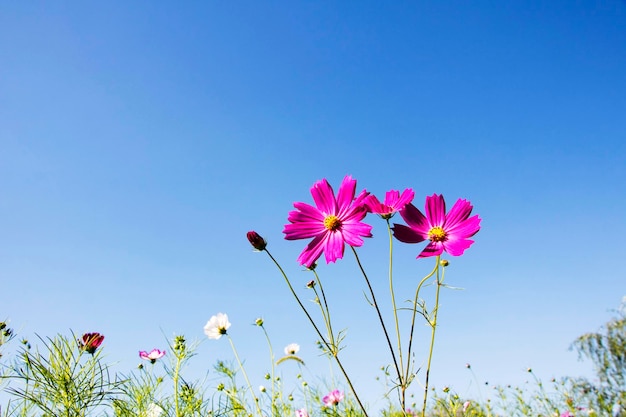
left=284, top=343, right=300, bottom=355
left=146, top=403, right=162, bottom=417
left=203, top=313, right=231, bottom=340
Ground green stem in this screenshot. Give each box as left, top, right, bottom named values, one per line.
left=259, top=324, right=276, bottom=416
left=421, top=257, right=442, bottom=417
left=173, top=351, right=182, bottom=417
left=350, top=246, right=403, bottom=402
left=313, top=270, right=336, bottom=352
left=386, top=219, right=405, bottom=409
left=264, top=249, right=369, bottom=417
left=405, top=260, right=439, bottom=385
left=227, top=335, right=263, bottom=417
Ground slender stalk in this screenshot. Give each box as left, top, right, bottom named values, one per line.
left=227, top=335, right=263, bottom=417
left=350, top=246, right=403, bottom=401
left=173, top=351, right=182, bottom=417
left=313, top=270, right=336, bottom=352
left=258, top=324, right=277, bottom=416
left=421, top=256, right=442, bottom=417
left=385, top=219, right=405, bottom=409
left=405, top=261, right=438, bottom=385
left=264, top=249, right=369, bottom=417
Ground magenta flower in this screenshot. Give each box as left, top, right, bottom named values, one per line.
left=323, top=389, right=344, bottom=406
left=365, top=188, right=415, bottom=219
left=283, top=175, right=372, bottom=268
left=139, top=348, right=166, bottom=364
left=393, top=194, right=481, bottom=258
left=79, top=332, right=104, bottom=354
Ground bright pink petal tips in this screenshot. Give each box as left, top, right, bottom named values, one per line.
left=283, top=176, right=372, bottom=268
left=366, top=188, right=415, bottom=219
left=394, top=194, right=481, bottom=258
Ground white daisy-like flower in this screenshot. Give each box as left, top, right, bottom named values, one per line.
left=203, top=313, right=231, bottom=340
left=284, top=343, right=300, bottom=355
left=146, top=403, right=162, bottom=417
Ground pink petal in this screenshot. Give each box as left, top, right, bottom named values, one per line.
left=393, top=188, right=415, bottom=210
left=311, top=179, right=337, bottom=215
left=446, top=215, right=481, bottom=239
left=336, top=175, right=357, bottom=213
left=296, top=233, right=327, bottom=267
left=398, top=203, right=429, bottom=234
left=425, top=194, right=446, bottom=226
left=418, top=241, right=444, bottom=258
left=442, top=238, right=475, bottom=256
left=287, top=202, right=325, bottom=223
left=364, top=194, right=383, bottom=213
left=444, top=198, right=474, bottom=228
left=283, top=222, right=326, bottom=240
left=393, top=224, right=426, bottom=243
left=324, top=231, right=345, bottom=263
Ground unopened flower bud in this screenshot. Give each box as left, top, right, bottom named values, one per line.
left=443, top=386, right=450, bottom=393
left=255, top=317, right=264, bottom=326
left=264, top=373, right=270, bottom=380
left=259, top=385, right=266, bottom=393
left=217, top=383, right=225, bottom=391
left=440, top=259, right=449, bottom=267
left=465, top=363, right=471, bottom=369
left=306, top=280, right=316, bottom=289
left=247, top=231, right=267, bottom=251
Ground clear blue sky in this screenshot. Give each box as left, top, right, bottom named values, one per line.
left=1, top=0, right=625, bottom=411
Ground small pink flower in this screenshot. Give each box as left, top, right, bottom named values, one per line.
left=79, top=332, right=104, bottom=354
left=463, top=401, right=471, bottom=412
left=560, top=412, right=574, bottom=417
left=139, top=348, right=166, bottom=364
left=322, top=389, right=344, bottom=406
left=365, top=188, right=415, bottom=219
left=295, top=409, right=309, bottom=417
left=283, top=176, right=372, bottom=268
left=393, top=194, right=481, bottom=258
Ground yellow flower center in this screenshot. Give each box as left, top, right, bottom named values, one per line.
left=428, top=226, right=447, bottom=242
left=324, top=215, right=342, bottom=231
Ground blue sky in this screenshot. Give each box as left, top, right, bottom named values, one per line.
left=1, top=0, right=625, bottom=411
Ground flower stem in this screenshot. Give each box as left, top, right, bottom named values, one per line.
left=350, top=246, right=403, bottom=404
left=421, top=256, right=442, bottom=417
left=263, top=249, right=369, bottom=417
left=386, top=219, right=405, bottom=409
left=313, top=270, right=336, bottom=353
left=405, top=260, right=438, bottom=385
left=227, top=334, right=263, bottom=417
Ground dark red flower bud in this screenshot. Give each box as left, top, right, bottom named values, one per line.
left=247, top=231, right=267, bottom=251
left=79, top=332, right=104, bottom=354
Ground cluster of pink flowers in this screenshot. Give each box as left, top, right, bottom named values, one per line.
left=278, top=175, right=481, bottom=268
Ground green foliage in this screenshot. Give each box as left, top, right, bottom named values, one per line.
left=4, top=333, right=121, bottom=417
left=568, top=300, right=626, bottom=415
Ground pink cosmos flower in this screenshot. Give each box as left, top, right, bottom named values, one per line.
left=79, top=332, right=104, bottom=354
left=283, top=175, right=372, bottom=268
left=393, top=194, right=481, bottom=258
left=365, top=188, right=415, bottom=219
left=560, top=412, right=573, bottom=417
left=295, top=409, right=309, bottom=417
left=139, top=348, right=166, bottom=364
left=322, top=389, right=344, bottom=406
